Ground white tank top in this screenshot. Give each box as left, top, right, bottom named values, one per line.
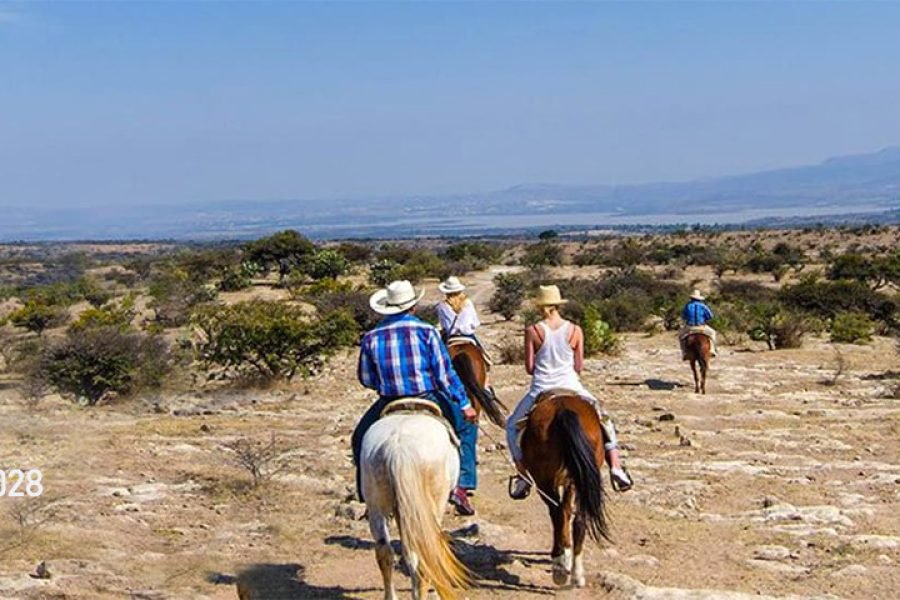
left=531, top=320, right=582, bottom=392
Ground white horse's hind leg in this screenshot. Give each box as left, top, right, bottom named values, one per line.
left=368, top=510, right=397, bottom=600
left=572, top=550, right=586, bottom=588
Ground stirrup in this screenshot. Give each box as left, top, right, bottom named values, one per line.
left=610, top=466, right=633, bottom=493
left=508, top=475, right=532, bottom=500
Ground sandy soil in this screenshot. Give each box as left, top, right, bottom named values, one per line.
left=0, top=267, right=898, bottom=599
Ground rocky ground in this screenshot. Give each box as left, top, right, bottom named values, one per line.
left=0, top=268, right=898, bottom=599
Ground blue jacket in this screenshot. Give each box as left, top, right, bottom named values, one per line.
left=682, top=300, right=713, bottom=326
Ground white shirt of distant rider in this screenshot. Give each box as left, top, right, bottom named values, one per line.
left=437, top=298, right=480, bottom=336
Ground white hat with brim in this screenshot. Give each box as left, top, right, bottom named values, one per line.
left=369, top=280, right=425, bottom=315
left=534, top=284, right=568, bottom=307
left=438, top=276, right=466, bottom=295
left=690, top=289, right=706, bottom=301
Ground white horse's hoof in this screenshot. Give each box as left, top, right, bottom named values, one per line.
left=573, top=574, right=586, bottom=588
left=552, top=566, right=571, bottom=586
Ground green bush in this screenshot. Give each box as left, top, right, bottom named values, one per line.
left=302, top=281, right=381, bottom=333
left=301, top=249, right=349, bottom=280
left=522, top=242, right=563, bottom=268
left=193, top=301, right=357, bottom=381
left=70, top=296, right=136, bottom=332
left=748, top=303, right=808, bottom=350
left=336, top=242, right=373, bottom=264
left=244, top=230, right=316, bottom=272
left=779, top=276, right=896, bottom=326
left=489, top=273, right=526, bottom=320
left=830, top=312, right=874, bottom=344
left=553, top=271, right=687, bottom=332
left=76, top=276, right=113, bottom=308
left=582, top=305, right=621, bottom=356
left=8, top=300, right=67, bottom=335
left=219, top=264, right=253, bottom=292
left=28, top=327, right=170, bottom=405
left=148, top=268, right=218, bottom=327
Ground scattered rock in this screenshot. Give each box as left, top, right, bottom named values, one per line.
left=334, top=502, right=367, bottom=521
left=30, top=561, right=51, bottom=579
left=658, top=413, right=676, bottom=422
left=832, top=564, right=867, bottom=577
left=752, top=545, right=791, bottom=561
left=626, top=554, right=660, bottom=568
left=761, top=496, right=780, bottom=508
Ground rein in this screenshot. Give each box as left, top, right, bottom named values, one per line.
left=477, top=423, right=560, bottom=508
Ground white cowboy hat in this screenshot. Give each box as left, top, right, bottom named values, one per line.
left=534, top=284, right=568, bottom=307
left=369, top=280, right=425, bottom=315
left=438, top=276, right=466, bottom=295
left=690, top=289, right=706, bottom=301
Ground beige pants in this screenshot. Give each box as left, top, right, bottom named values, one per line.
left=679, top=325, right=717, bottom=357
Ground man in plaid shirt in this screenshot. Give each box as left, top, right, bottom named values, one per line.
left=352, top=280, right=479, bottom=516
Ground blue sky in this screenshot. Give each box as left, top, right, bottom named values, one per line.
left=2, top=1, right=900, bottom=208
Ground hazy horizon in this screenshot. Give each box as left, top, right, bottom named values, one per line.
left=3, top=2, right=900, bottom=209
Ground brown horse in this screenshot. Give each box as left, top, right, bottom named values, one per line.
left=684, top=333, right=711, bottom=394
left=447, top=341, right=507, bottom=427
left=520, top=391, right=610, bottom=588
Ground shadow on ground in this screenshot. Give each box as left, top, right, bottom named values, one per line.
left=211, top=563, right=376, bottom=600
left=608, top=378, right=686, bottom=391
left=326, top=528, right=554, bottom=595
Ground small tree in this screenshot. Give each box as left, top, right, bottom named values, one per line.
left=582, top=305, right=621, bottom=356
left=29, top=327, right=170, bottom=405
left=489, top=273, right=526, bottom=321
left=8, top=301, right=66, bottom=335
left=193, top=301, right=357, bottom=381
left=70, top=295, right=136, bottom=332
left=830, top=311, right=874, bottom=344
left=302, top=249, right=349, bottom=280
left=522, top=242, right=563, bottom=269
left=244, top=230, right=316, bottom=273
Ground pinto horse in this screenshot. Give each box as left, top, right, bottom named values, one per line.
left=447, top=340, right=507, bottom=427
left=520, top=391, right=610, bottom=588
left=684, top=333, right=711, bottom=394
left=361, top=404, right=470, bottom=600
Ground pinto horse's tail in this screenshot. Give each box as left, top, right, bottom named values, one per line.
left=452, top=351, right=508, bottom=427
left=553, top=408, right=611, bottom=542
left=389, top=443, right=470, bottom=599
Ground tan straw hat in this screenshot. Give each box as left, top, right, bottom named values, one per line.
left=690, top=289, right=706, bottom=301
left=369, top=280, right=425, bottom=315
left=534, top=284, right=568, bottom=307
left=438, top=276, right=466, bottom=295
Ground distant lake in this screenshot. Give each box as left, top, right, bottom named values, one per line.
left=303, top=203, right=893, bottom=235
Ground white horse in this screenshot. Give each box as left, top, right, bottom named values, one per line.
left=361, top=412, right=470, bottom=600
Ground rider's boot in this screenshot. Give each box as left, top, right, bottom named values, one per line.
left=449, top=486, right=475, bottom=516
left=508, top=460, right=532, bottom=500
left=600, top=416, right=633, bottom=492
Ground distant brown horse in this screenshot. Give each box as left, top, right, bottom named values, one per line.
left=520, top=391, right=610, bottom=588
left=447, top=340, right=507, bottom=427
left=684, top=333, right=711, bottom=394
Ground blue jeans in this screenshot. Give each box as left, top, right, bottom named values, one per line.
left=351, top=391, right=478, bottom=500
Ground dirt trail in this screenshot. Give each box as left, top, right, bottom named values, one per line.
left=0, top=270, right=898, bottom=599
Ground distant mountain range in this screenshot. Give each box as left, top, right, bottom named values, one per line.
left=3, top=147, right=900, bottom=241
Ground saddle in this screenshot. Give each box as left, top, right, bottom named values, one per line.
left=680, top=326, right=715, bottom=341
left=512, top=388, right=583, bottom=441
left=446, top=335, right=493, bottom=367
left=380, top=397, right=460, bottom=448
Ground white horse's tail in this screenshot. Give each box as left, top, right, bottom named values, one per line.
left=389, top=443, right=470, bottom=599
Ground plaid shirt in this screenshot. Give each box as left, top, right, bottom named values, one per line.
left=682, top=300, right=713, bottom=326
left=358, top=313, right=471, bottom=410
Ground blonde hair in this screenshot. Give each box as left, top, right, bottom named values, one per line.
left=446, top=292, right=468, bottom=313
left=540, top=304, right=559, bottom=319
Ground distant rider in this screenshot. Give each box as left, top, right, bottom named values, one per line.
left=679, top=289, right=717, bottom=358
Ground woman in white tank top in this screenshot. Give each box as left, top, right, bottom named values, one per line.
left=507, top=285, right=632, bottom=498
